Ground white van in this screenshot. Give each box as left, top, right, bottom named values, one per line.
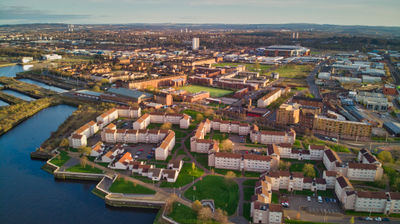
left=318, top=196, right=323, bottom=203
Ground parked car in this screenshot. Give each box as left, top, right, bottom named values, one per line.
left=307, top=196, right=311, bottom=202
left=138, top=149, right=144, bottom=151
left=318, top=196, right=323, bottom=203
left=374, top=217, right=382, bottom=222
left=365, top=217, right=373, bottom=221
left=357, top=217, right=364, bottom=221
left=382, top=217, right=390, bottom=221
left=134, top=155, right=139, bottom=159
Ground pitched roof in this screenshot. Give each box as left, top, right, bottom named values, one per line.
left=348, top=163, right=377, bottom=170
left=215, top=152, right=242, bottom=159
left=243, top=154, right=272, bottom=162
left=337, top=176, right=352, bottom=189
left=357, top=191, right=387, bottom=199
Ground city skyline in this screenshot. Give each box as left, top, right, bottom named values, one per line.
left=1, top=0, right=400, bottom=26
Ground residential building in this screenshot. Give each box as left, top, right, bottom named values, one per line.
left=257, top=89, right=282, bottom=108
left=276, top=103, right=300, bottom=125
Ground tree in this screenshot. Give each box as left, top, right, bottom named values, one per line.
left=214, top=208, right=228, bottom=224
left=377, top=151, right=393, bottom=163
left=204, top=109, right=214, bottom=117
left=220, top=139, right=233, bottom=152
left=279, top=161, right=291, bottom=171
left=161, top=122, right=172, bottom=130
left=303, top=163, right=316, bottom=178
left=349, top=216, right=355, bottom=224
left=59, top=138, right=69, bottom=148
left=192, top=162, right=196, bottom=170
left=100, top=78, right=109, bottom=85
left=198, top=207, right=213, bottom=221
left=192, top=200, right=203, bottom=212
left=92, top=85, right=100, bottom=92
left=196, top=113, right=204, bottom=122
left=80, top=156, right=88, bottom=168
left=225, top=171, right=236, bottom=179
left=79, top=146, right=92, bottom=155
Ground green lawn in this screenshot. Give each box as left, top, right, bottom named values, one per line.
left=327, top=143, right=351, bottom=153
left=243, top=179, right=258, bottom=187
left=131, top=174, right=155, bottom=183
left=244, top=187, right=254, bottom=201
left=184, top=175, right=239, bottom=215
left=244, top=171, right=261, bottom=177
left=108, top=178, right=156, bottom=194
left=191, top=152, right=209, bottom=169
left=160, top=163, right=204, bottom=188
left=179, top=85, right=233, bottom=97
left=66, top=164, right=103, bottom=174
left=269, top=64, right=313, bottom=78
left=212, top=131, right=228, bottom=141
left=49, top=151, right=70, bottom=167
left=289, top=163, right=305, bottom=172
left=272, top=192, right=279, bottom=203
left=167, top=202, right=198, bottom=224
left=213, top=63, right=272, bottom=75
left=243, top=202, right=251, bottom=221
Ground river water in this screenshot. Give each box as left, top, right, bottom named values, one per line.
left=0, top=104, right=157, bottom=223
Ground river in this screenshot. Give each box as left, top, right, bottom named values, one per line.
left=2, top=89, right=36, bottom=101
left=0, top=65, right=26, bottom=77
left=18, top=78, right=67, bottom=93
left=0, top=105, right=157, bottom=223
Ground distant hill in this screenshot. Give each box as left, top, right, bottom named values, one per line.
left=1, top=23, right=400, bottom=37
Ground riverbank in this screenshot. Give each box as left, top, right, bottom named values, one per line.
left=0, top=97, right=60, bottom=136
left=39, top=98, right=115, bottom=152
left=0, top=90, right=26, bottom=104
left=16, top=72, right=74, bottom=90
left=0, top=76, right=57, bottom=98
left=0, top=63, right=17, bottom=68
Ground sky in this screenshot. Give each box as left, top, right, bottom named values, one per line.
left=1, top=0, right=400, bottom=26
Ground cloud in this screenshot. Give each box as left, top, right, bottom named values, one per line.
left=0, top=5, right=90, bottom=22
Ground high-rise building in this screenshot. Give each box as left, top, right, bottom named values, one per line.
left=192, top=37, right=200, bottom=50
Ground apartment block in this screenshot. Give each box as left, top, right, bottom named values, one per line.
left=276, top=103, right=300, bottom=125
left=313, top=115, right=372, bottom=140
left=257, top=89, right=282, bottom=108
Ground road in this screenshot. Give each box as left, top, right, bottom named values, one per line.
left=306, top=61, right=325, bottom=99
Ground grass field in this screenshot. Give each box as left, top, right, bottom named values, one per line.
left=269, top=64, right=313, bottom=78
left=184, top=175, right=239, bottom=215
left=179, top=85, right=233, bottom=97
left=159, top=163, right=204, bottom=188
left=213, top=63, right=273, bottom=74
left=49, top=151, right=70, bottom=167
left=244, top=187, right=254, bottom=201
left=167, top=202, right=198, bottom=224
left=109, top=178, right=156, bottom=194
left=243, top=202, right=251, bottom=221
left=66, top=164, right=103, bottom=174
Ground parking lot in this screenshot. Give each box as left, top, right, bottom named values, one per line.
left=284, top=195, right=342, bottom=216
left=124, top=144, right=156, bottom=160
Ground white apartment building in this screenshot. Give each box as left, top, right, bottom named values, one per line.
left=257, top=89, right=282, bottom=108
left=250, top=129, right=296, bottom=145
